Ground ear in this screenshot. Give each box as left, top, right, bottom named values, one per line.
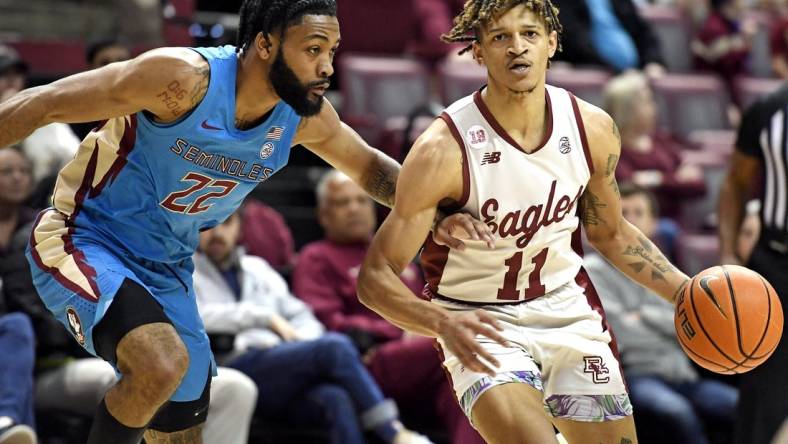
left=254, top=32, right=275, bottom=60
left=472, top=41, right=484, bottom=66
left=547, top=30, right=558, bottom=59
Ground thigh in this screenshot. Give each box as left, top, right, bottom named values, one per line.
left=627, top=375, right=690, bottom=415
left=471, top=383, right=558, bottom=444
left=34, top=358, right=117, bottom=413
left=553, top=415, right=637, bottom=444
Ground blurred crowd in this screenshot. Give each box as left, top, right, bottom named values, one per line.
left=1, top=0, right=787, bottom=443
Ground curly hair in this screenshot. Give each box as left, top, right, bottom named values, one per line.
left=236, top=0, right=337, bottom=53
left=442, top=0, right=562, bottom=55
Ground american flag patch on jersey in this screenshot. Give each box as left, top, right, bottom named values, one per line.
left=266, top=126, right=284, bottom=141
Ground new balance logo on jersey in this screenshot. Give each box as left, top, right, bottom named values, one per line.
left=481, top=152, right=501, bottom=165
left=583, top=356, right=610, bottom=384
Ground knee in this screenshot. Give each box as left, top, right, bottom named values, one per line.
left=119, top=324, right=189, bottom=396
left=308, top=384, right=353, bottom=409
left=319, top=332, right=360, bottom=360
left=215, top=368, right=258, bottom=411
left=0, top=313, right=34, bottom=345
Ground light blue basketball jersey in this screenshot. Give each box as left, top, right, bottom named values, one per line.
left=51, top=45, right=301, bottom=263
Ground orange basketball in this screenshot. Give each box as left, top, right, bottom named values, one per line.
left=674, top=265, right=784, bottom=374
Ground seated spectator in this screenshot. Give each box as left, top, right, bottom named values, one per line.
left=603, top=71, right=706, bottom=220
left=293, top=170, right=485, bottom=444
left=552, top=0, right=666, bottom=76
left=0, top=45, right=80, bottom=208
left=336, top=0, right=459, bottom=64
left=770, top=12, right=788, bottom=78
left=585, top=184, right=738, bottom=444
left=193, top=210, right=431, bottom=444
left=71, top=38, right=133, bottom=140
left=240, top=199, right=296, bottom=276
left=0, top=307, right=36, bottom=444
left=692, top=0, right=756, bottom=85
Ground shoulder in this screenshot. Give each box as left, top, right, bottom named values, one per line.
left=293, top=99, right=339, bottom=146
left=241, top=254, right=276, bottom=274
left=574, top=98, right=620, bottom=168
left=406, top=116, right=462, bottom=168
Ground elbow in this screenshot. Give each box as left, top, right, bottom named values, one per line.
left=357, top=263, right=383, bottom=310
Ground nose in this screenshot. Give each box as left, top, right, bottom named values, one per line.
left=507, top=34, right=528, bottom=57
left=319, top=57, right=334, bottom=79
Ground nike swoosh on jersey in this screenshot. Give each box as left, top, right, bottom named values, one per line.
left=201, top=120, right=222, bottom=130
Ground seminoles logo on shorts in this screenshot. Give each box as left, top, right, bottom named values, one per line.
left=66, top=306, right=86, bottom=346
left=583, top=356, right=610, bottom=384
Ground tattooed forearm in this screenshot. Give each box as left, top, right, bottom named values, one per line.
left=580, top=190, right=608, bottom=226
left=361, top=154, right=399, bottom=208
left=610, top=118, right=621, bottom=144
left=672, top=278, right=690, bottom=303
left=144, top=425, right=203, bottom=444
left=622, top=235, right=676, bottom=282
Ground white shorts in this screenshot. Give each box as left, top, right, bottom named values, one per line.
left=434, top=283, right=632, bottom=423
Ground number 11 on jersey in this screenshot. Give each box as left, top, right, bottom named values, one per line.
left=497, top=248, right=548, bottom=300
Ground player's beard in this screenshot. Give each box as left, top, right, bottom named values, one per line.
left=269, top=48, right=327, bottom=117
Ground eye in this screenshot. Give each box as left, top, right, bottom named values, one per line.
left=308, top=46, right=321, bottom=55
left=525, top=31, right=538, bottom=38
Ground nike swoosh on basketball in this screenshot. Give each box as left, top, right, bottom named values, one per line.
left=201, top=120, right=222, bottom=130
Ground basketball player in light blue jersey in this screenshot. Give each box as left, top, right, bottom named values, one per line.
left=0, top=1, right=492, bottom=443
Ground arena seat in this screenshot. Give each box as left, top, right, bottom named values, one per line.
left=339, top=54, right=431, bottom=139
left=436, top=59, right=488, bottom=104
left=734, top=76, right=785, bottom=110
left=7, top=40, right=86, bottom=78
left=651, top=73, right=731, bottom=139
left=545, top=66, right=612, bottom=108
left=638, top=5, right=693, bottom=72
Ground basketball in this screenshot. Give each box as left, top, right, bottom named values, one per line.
left=674, top=265, right=784, bottom=374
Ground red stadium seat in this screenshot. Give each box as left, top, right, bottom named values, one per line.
left=7, top=40, right=86, bottom=77
left=651, top=73, right=731, bottom=139
left=639, top=5, right=693, bottom=72
left=679, top=150, right=730, bottom=232
left=545, top=66, right=612, bottom=108
left=734, top=77, right=785, bottom=110
left=339, top=54, right=431, bottom=139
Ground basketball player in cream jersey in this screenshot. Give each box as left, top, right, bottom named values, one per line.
left=358, top=1, right=693, bottom=443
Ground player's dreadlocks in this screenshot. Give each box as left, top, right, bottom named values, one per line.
left=443, top=0, right=562, bottom=55
left=236, top=0, right=337, bottom=53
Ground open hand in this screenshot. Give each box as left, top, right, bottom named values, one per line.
left=437, top=310, right=508, bottom=376
left=434, top=212, right=495, bottom=250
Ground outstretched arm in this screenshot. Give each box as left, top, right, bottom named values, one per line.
left=578, top=99, right=690, bottom=303
left=0, top=47, right=210, bottom=148
left=357, top=118, right=506, bottom=375
left=296, top=102, right=400, bottom=208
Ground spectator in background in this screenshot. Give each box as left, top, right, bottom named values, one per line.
left=0, top=45, right=80, bottom=208
left=71, top=38, right=132, bottom=140
left=692, top=0, right=756, bottom=85
left=770, top=11, right=788, bottom=78
left=552, top=0, right=666, bottom=76
left=193, top=210, right=432, bottom=444
left=0, top=308, right=36, bottom=444
left=603, top=71, right=706, bottom=222
left=293, top=170, right=485, bottom=444
left=585, top=183, right=738, bottom=444
left=336, top=0, right=458, bottom=63
left=240, top=199, right=297, bottom=276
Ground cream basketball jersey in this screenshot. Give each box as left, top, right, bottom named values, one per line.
left=421, top=85, right=595, bottom=305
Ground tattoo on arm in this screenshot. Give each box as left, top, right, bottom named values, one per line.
left=610, top=118, right=621, bottom=145
left=605, top=154, right=618, bottom=177
left=361, top=155, right=398, bottom=208
left=622, top=235, right=676, bottom=283
left=672, top=278, right=690, bottom=303
left=189, top=64, right=210, bottom=109
left=580, top=190, right=608, bottom=226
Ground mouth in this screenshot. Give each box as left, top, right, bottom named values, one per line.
left=309, top=83, right=330, bottom=95
left=508, top=60, right=531, bottom=76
